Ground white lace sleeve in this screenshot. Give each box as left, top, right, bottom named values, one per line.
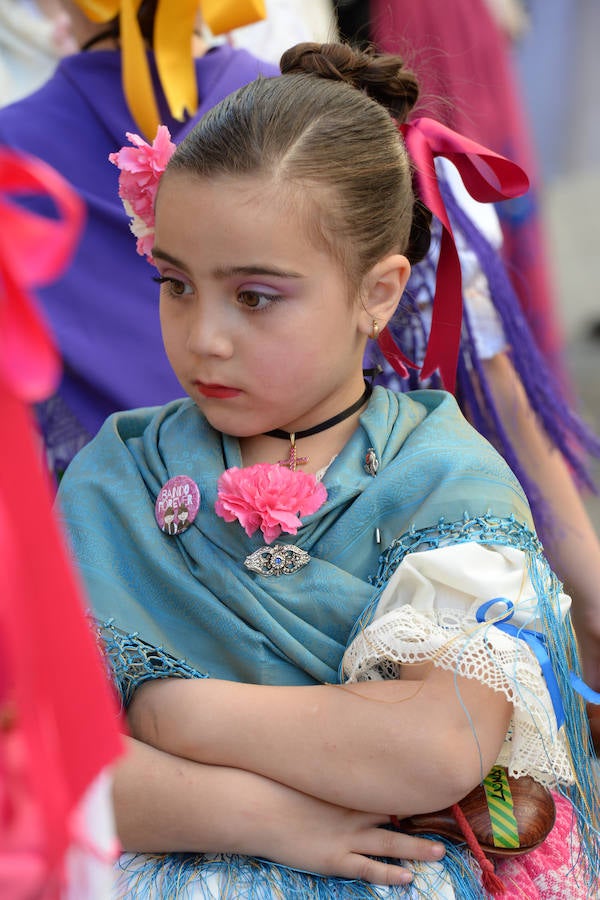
left=342, top=541, right=574, bottom=786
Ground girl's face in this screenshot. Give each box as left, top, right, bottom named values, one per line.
left=153, top=173, right=373, bottom=439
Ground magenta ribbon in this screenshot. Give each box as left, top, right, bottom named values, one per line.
left=380, top=117, right=530, bottom=391
left=0, top=149, right=84, bottom=402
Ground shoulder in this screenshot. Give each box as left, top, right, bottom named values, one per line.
left=365, top=386, right=493, bottom=462
left=196, top=44, right=279, bottom=84
left=368, top=387, right=531, bottom=526
left=0, top=53, right=112, bottom=116
left=401, top=388, right=475, bottom=434
left=0, top=53, right=124, bottom=157
left=398, top=388, right=515, bottom=472
left=60, top=398, right=201, bottom=488
left=369, top=386, right=465, bottom=433
left=99, top=395, right=203, bottom=447
left=0, top=67, right=63, bottom=143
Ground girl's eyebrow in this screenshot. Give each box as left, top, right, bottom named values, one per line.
left=152, top=251, right=304, bottom=281
left=152, top=247, right=190, bottom=270
left=212, top=264, right=303, bottom=280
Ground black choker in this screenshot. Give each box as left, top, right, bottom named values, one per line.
left=265, top=382, right=373, bottom=470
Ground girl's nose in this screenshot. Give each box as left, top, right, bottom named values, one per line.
left=186, top=303, right=234, bottom=359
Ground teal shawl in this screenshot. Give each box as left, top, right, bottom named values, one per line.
left=58, top=387, right=532, bottom=697
left=58, top=386, right=600, bottom=896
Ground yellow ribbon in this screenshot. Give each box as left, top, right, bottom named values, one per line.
left=73, top=0, right=120, bottom=22
left=202, top=0, right=266, bottom=35
left=72, top=0, right=267, bottom=139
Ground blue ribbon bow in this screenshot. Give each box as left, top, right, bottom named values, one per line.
left=476, top=598, right=600, bottom=730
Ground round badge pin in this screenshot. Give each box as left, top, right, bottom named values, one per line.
left=155, top=475, right=200, bottom=535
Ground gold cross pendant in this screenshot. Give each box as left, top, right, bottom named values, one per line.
left=278, top=434, right=308, bottom=471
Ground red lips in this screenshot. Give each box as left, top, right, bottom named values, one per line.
left=195, top=382, right=241, bottom=399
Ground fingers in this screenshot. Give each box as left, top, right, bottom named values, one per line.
left=348, top=855, right=415, bottom=887
left=331, top=821, right=446, bottom=886
left=359, top=828, right=446, bottom=865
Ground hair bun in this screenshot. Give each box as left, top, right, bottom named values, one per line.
left=280, top=42, right=419, bottom=123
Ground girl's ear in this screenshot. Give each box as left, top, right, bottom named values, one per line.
left=358, top=254, right=411, bottom=337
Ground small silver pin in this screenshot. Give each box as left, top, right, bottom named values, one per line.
left=375, top=528, right=381, bottom=544
left=364, top=448, right=379, bottom=477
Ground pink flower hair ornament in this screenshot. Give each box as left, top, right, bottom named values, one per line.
left=215, top=464, right=327, bottom=544
left=109, top=125, right=176, bottom=263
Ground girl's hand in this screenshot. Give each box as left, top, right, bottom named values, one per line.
left=115, top=738, right=445, bottom=887
left=232, top=774, right=446, bottom=887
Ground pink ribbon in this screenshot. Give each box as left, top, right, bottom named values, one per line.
left=0, top=149, right=85, bottom=402
left=380, top=117, right=529, bottom=391
left=0, top=151, right=122, bottom=878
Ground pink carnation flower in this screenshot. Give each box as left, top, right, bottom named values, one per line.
left=215, top=463, right=327, bottom=544
left=108, top=125, right=176, bottom=262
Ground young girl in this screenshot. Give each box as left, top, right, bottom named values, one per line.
left=57, top=42, right=600, bottom=897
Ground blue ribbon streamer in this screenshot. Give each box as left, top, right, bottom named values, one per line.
left=569, top=673, right=600, bottom=706
left=476, top=598, right=600, bottom=730
left=476, top=598, right=564, bottom=726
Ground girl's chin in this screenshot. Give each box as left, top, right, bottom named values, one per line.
left=192, top=404, right=263, bottom=439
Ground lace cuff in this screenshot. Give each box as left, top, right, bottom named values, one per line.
left=342, top=541, right=574, bottom=786
left=94, top=618, right=208, bottom=708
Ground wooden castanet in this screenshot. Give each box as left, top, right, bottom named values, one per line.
left=395, top=772, right=556, bottom=857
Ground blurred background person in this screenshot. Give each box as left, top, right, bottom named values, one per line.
left=225, top=0, right=337, bottom=63
left=0, top=0, right=77, bottom=105
left=368, top=0, right=564, bottom=376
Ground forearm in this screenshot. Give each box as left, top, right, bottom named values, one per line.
left=482, top=353, right=600, bottom=597
left=113, top=736, right=273, bottom=853
left=129, top=668, right=510, bottom=816
left=114, top=739, right=447, bottom=886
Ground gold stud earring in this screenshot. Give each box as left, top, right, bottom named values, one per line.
left=371, top=319, right=379, bottom=340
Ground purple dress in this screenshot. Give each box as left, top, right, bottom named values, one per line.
left=0, top=46, right=278, bottom=475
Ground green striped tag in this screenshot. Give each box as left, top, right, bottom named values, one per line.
left=482, top=766, right=521, bottom=849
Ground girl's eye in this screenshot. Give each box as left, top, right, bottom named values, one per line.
left=153, top=275, right=192, bottom=297
left=237, top=290, right=283, bottom=310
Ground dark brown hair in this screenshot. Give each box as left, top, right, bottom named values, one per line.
left=166, top=42, right=431, bottom=287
